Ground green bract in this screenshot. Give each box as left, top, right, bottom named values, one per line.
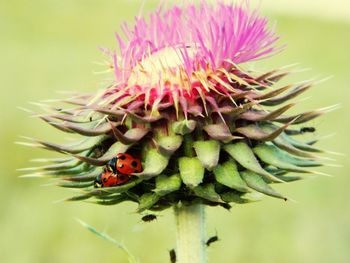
left=20, top=65, right=333, bottom=213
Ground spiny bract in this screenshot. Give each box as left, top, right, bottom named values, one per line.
left=21, top=1, right=333, bottom=212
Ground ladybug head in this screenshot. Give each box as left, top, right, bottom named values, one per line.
left=106, top=157, right=118, bottom=173
left=94, top=174, right=103, bottom=188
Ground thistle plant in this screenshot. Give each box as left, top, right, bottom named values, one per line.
left=20, top=1, right=334, bottom=262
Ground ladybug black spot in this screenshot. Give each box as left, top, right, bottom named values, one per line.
left=119, top=154, right=126, bottom=160
left=119, top=164, right=124, bottom=168
left=131, top=161, right=138, bottom=168
left=119, top=175, right=126, bottom=180
left=103, top=178, right=108, bottom=182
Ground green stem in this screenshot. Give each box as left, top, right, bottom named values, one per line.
left=174, top=204, right=207, bottom=263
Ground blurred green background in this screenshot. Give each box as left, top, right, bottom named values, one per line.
left=1, top=1, right=349, bottom=262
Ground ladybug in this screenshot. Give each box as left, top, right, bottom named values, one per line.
left=106, top=153, right=142, bottom=175
left=94, top=168, right=130, bottom=188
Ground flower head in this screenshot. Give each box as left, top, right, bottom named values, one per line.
left=104, top=1, right=280, bottom=116
left=21, top=1, right=331, bottom=212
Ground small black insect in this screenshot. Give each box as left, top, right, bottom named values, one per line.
left=300, top=127, right=316, bottom=134
left=169, top=249, right=176, bottom=263
left=206, top=235, right=219, bottom=247
left=220, top=203, right=232, bottom=211
left=141, top=214, right=157, bottom=222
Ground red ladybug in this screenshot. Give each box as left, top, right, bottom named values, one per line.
left=107, top=153, right=143, bottom=175
left=94, top=169, right=130, bottom=188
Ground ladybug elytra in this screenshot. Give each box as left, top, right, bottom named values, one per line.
left=106, top=153, right=142, bottom=175
left=94, top=169, right=130, bottom=188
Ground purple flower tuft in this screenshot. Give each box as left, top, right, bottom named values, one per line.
left=112, top=1, right=279, bottom=83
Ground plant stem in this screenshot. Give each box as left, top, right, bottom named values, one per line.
left=174, top=204, right=207, bottom=263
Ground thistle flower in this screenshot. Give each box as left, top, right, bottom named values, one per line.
left=22, top=1, right=332, bottom=212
